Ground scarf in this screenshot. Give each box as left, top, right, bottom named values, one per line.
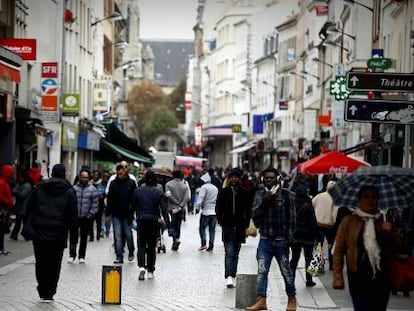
left=355, top=208, right=381, bottom=276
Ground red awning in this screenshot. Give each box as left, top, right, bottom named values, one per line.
left=0, top=62, right=21, bottom=83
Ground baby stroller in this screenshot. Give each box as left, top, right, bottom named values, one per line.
left=157, top=222, right=167, bottom=253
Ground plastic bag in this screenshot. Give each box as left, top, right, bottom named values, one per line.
left=306, top=243, right=327, bottom=277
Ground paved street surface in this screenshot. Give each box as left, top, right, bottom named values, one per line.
left=1, top=213, right=413, bottom=310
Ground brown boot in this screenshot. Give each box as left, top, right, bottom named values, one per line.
left=246, top=296, right=267, bottom=310
left=286, top=295, right=297, bottom=311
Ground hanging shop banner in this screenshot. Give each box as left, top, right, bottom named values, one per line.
left=61, top=121, right=79, bottom=152
left=195, top=122, right=203, bottom=147
left=0, top=38, right=37, bottom=60
left=41, top=62, right=59, bottom=122
left=62, top=93, right=80, bottom=116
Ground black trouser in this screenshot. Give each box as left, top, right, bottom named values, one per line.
left=290, top=242, right=314, bottom=282
left=137, top=219, right=158, bottom=272
left=33, top=240, right=64, bottom=299
left=10, top=215, right=25, bottom=239
left=69, top=217, right=91, bottom=259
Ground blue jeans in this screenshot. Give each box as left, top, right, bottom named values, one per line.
left=199, top=215, right=217, bottom=249
left=170, top=211, right=183, bottom=241
left=256, top=238, right=296, bottom=297
left=223, top=238, right=242, bottom=278
left=112, top=217, right=134, bottom=260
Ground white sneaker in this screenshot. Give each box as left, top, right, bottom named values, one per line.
left=226, top=276, right=234, bottom=288
left=138, top=267, right=145, bottom=280
left=79, top=258, right=85, bottom=264
left=147, top=272, right=154, bottom=279
left=67, top=257, right=76, bottom=264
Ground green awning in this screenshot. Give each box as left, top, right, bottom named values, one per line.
left=101, top=139, right=154, bottom=164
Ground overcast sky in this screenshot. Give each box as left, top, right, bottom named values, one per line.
left=139, top=0, right=198, bottom=40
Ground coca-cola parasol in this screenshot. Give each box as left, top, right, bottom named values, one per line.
left=297, top=150, right=369, bottom=175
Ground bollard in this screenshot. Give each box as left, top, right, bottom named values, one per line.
left=235, top=273, right=257, bottom=309
left=102, top=265, right=122, bottom=305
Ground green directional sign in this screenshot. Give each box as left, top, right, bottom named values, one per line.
left=367, top=58, right=393, bottom=70
left=329, top=76, right=350, bottom=100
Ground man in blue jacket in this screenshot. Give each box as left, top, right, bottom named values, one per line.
left=134, top=170, right=169, bottom=280
left=24, top=164, right=78, bottom=302
left=69, top=169, right=98, bottom=263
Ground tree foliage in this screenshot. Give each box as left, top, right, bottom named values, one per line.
left=128, top=79, right=178, bottom=148
left=169, top=79, right=186, bottom=123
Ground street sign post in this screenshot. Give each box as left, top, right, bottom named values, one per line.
left=346, top=72, right=414, bottom=92
left=345, top=99, right=414, bottom=124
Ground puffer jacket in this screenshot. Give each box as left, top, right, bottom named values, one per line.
left=73, top=182, right=99, bottom=218
left=25, top=177, right=77, bottom=245
left=332, top=213, right=400, bottom=289
left=0, top=165, right=14, bottom=211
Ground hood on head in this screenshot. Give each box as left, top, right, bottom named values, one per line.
left=0, top=165, right=14, bottom=179
left=200, top=172, right=211, bottom=183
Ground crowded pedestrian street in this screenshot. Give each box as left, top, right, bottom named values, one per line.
left=0, top=212, right=412, bottom=311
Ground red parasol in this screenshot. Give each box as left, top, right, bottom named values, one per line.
left=297, top=150, right=369, bottom=175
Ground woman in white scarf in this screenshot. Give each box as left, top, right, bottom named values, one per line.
left=332, top=185, right=400, bottom=311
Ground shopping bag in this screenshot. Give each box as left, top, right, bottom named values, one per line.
left=245, top=219, right=257, bottom=237
left=389, top=257, right=414, bottom=292
left=306, top=243, right=327, bottom=277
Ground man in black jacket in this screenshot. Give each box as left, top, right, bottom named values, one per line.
left=215, top=167, right=251, bottom=288
left=24, top=164, right=78, bottom=302
left=106, top=164, right=137, bottom=264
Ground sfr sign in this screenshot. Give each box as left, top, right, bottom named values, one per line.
left=42, top=62, right=58, bottom=78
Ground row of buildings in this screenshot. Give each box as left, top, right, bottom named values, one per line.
left=0, top=0, right=195, bottom=182
left=185, top=0, right=414, bottom=173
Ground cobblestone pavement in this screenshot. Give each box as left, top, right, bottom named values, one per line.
left=0, top=213, right=412, bottom=310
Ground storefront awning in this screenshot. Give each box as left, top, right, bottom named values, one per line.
left=0, top=62, right=20, bottom=82
left=101, top=139, right=154, bottom=164
left=229, top=142, right=256, bottom=154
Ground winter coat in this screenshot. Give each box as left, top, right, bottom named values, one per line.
left=165, top=178, right=190, bottom=212
left=215, top=185, right=252, bottom=243
left=332, top=213, right=400, bottom=289
left=106, top=176, right=136, bottom=220
left=252, top=186, right=296, bottom=243
left=0, top=165, right=14, bottom=211
left=134, top=184, right=168, bottom=222
left=13, top=181, right=32, bottom=216
left=24, top=177, right=78, bottom=245
left=73, top=182, right=99, bottom=218
left=293, top=201, right=318, bottom=245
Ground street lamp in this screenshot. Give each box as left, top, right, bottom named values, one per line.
left=323, top=40, right=350, bottom=52
left=300, top=70, right=320, bottom=80
left=289, top=71, right=307, bottom=80
left=91, top=12, right=124, bottom=27
left=342, top=0, right=373, bottom=12
left=327, top=26, right=356, bottom=40
left=312, top=57, right=333, bottom=68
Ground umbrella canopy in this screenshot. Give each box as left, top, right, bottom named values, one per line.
left=328, top=165, right=414, bottom=212
left=297, top=150, right=369, bottom=175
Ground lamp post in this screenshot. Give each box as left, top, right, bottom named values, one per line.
left=299, top=70, right=320, bottom=80
left=312, top=57, right=333, bottom=68
left=91, top=12, right=124, bottom=27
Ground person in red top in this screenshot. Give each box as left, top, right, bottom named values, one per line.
left=27, top=162, right=42, bottom=185
left=0, top=164, right=15, bottom=255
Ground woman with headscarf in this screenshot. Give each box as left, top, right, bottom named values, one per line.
left=332, top=185, right=400, bottom=311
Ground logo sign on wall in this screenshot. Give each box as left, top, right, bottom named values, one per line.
left=41, top=62, right=59, bottom=122
left=0, top=38, right=37, bottom=60
left=62, top=93, right=80, bottom=116
left=195, top=122, right=203, bottom=147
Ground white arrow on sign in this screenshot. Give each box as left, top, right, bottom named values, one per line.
left=350, top=76, right=359, bottom=87
left=349, top=105, right=358, bottom=116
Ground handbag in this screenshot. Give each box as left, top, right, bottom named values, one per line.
left=306, top=242, right=327, bottom=277
left=245, top=218, right=257, bottom=238
left=389, top=257, right=414, bottom=292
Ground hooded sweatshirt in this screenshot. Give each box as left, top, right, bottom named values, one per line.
left=195, top=173, right=218, bottom=216
left=0, top=165, right=14, bottom=210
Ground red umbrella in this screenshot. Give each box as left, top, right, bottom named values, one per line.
left=297, top=150, right=369, bottom=175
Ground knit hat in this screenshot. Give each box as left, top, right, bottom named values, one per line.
left=51, top=163, right=66, bottom=179
left=228, top=167, right=242, bottom=178
left=200, top=172, right=211, bottom=183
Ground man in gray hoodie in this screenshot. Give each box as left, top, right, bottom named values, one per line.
left=195, top=171, right=219, bottom=252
